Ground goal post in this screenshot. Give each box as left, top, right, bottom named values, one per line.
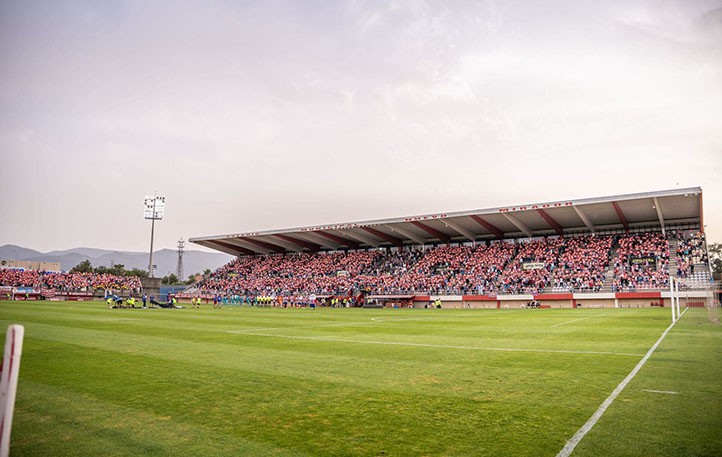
left=0, top=325, right=24, bottom=457
left=669, top=277, right=721, bottom=325
left=670, top=277, right=676, bottom=323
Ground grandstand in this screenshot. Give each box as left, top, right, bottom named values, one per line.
left=189, top=188, right=719, bottom=309
left=0, top=269, right=142, bottom=301
left=1, top=188, right=714, bottom=307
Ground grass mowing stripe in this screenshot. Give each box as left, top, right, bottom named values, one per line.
left=230, top=331, right=646, bottom=357
left=13, top=381, right=304, bottom=457
left=556, top=307, right=688, bottom=457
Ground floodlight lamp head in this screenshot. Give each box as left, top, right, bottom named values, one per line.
left=143, top=195, right=166, bottom=220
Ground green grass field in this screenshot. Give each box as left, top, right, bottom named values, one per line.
left=1, top=301, right=720, bottom=456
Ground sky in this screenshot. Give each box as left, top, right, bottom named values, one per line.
left=1, top=0, right=721, bottom=254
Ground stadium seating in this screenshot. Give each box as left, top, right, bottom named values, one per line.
left=193, top=230, right=706, bottom=299
left=610, top=232, right=670, bottom=291
left=0, top=269, right=141, bottom=294
left=3, top=230, right=707, bottom=300
left=673, top=230, right=708, bottom=279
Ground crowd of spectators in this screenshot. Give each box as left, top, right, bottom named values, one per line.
left=200, top=250, right=382, bottom=297
left=3, top=230, right=705, bottom=300
left=442, top=242, right=517, bottom=295
left=610, top=232, right=670, bottom=291
left=0, top=268, right=142, bottom=293
left=197, top=230, right=699, bottom=297
left=672, top=230, right=708, bottom=278
left=496, top=238, right=564, bottom=294
left=554, top=235, right=613, bottom=292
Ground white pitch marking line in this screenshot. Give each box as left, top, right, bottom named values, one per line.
left=556, top=307, right=688, bottom=457
left=643, top=389, right=679, bottom=395
left=230, top=332, right=644, bottom=357
left=225, top=315, right=443, bottom=334
left=551, top=315, right=607, bottom=327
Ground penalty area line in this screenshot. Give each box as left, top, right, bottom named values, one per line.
left=556, top=307, right=688, bottom=457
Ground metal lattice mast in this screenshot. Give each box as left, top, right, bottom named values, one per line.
left=176, top=238, right=185, bottom=281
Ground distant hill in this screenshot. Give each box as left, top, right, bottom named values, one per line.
left=44, top=247, right=115, bottom=258
left=0, top=245, right=42, bottom=261
left=0, top=244, right=234, bottom=277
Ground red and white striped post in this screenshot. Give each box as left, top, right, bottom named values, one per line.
left=0, top=325, right=24, bottom=457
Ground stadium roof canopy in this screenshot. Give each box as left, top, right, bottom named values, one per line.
left=190, top=187, right=704, bottom=256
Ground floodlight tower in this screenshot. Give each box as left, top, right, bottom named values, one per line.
left=176, top=238, right=185, bottom=282
left=144, top=194, right=166, bottom=278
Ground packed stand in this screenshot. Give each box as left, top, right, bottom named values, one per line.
left=0, top=268, right=142, bottom=293
left=445, top=242, right=517, bottom=295
left=610, top=232, right=670, bottom=291
left=672, top=230, right=708, bottom=278
left=200, top=250, right=382, bottom=297
left=552, top=235, right=613, bottom=292
left=495, top=238, right=564, bottom=294
left=197, top=231, right=703, bottom=298
left=352, top=249, right=425, bottom=294
left=390, top=245, right=472, bottom=294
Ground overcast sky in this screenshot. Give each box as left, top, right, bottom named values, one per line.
left=1, top=0, right=721, bottom=254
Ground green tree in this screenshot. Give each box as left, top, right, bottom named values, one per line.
left=128, top=268, right=149, bottom=278
left=162, top=274, right=179, bottom=285
left=109, top=264, right=126, bottom=276
left=708, top=242, right=722, bottom=277
left=70, top=259, right=93, bottom=273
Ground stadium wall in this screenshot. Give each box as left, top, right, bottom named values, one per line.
left=426, top=290, right=716, bottom=309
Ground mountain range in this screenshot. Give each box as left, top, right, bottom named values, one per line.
left=0, top=244, right=234, bottom=278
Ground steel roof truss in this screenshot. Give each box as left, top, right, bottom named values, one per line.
left=361, top=227, right=403, bottom=247
left=294, top=232, right=339, bottom=250
left=409, top=221, right=451, bottom=243
left=274, top=234, right=321, bottom=252
left=384, top=224, right=425, bottom=244
left=341, top=230, right=381, bottom=248
left=443, top=219, right=476, bottom=241
left=573, top=206, right=595, bottom=233
left=502, top=213, right=533, bottom=238
left=313, top=230, right=361, bottom=249
left=207, top=240, right=255, bottom=256
left=536, top=209, right=564, bottom=237
left=240, top=237, right=286, bottom=254
left=470, top=215, right=504, bottom=239
left=653, top=197, right=666, bottom=235
left=611, top=202, right=629, bottom=232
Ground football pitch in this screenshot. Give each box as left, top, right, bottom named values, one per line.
left=1, top=301, right=720, bottom=456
